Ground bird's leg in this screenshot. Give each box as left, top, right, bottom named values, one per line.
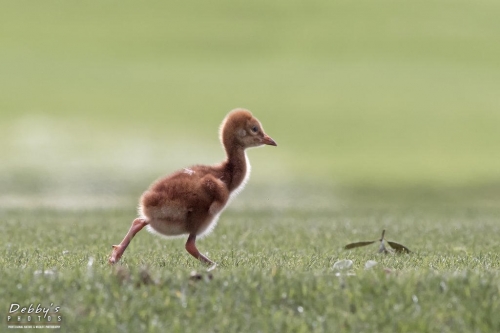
left=109, top=218, right=148, bottom=264
left=185, top=233, right=217, bottom=271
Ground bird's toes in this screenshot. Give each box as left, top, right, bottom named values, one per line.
left=207, top=263, right=217, bottom=272
left=109, top=245, right=123, bottom=264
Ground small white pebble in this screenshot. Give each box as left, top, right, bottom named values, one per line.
left=333, top=259, right=353, bottom=271
left=365, top=260, right=378, bottom=269
left=34, top=270, right=55, bottom=276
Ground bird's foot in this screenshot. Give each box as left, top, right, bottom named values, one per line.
left=206, top=262, right=217, bottom=272
left=109, top=245, right=123, bottom=264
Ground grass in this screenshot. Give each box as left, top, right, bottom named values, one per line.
left=1, top=187, right=500, bottom=332
left=2, top=0, right=500, bottom=331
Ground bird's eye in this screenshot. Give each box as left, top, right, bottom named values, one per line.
left=251, top=126, right=259, bottom=133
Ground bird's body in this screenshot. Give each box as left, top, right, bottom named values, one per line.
left=109, top=109, right=276, bottom=269
left=140, top=155, right=248, bottom=238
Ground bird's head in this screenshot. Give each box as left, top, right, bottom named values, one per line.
left=219, top=108, right=277, bottom=150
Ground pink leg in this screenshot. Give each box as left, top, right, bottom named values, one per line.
left=185, top=234, right=217, bottom=271
left=109, top=218, right=148, bottom=264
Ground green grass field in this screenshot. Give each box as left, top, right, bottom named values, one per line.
left=2, top=190, right=500, bottom=332
left=1, top=0, right=500, bottom=332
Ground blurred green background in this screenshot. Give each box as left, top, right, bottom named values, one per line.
left=2, top=0, right=500, bottom=205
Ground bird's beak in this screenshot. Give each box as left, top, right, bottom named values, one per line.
left=262, top=134, right=277, bottom=146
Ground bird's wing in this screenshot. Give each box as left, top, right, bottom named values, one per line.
left=201, top=174, right=229, bottom=203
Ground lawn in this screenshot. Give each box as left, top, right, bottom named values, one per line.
left=1, top=0, right=500, bottom=332
left=1, top=188, right=500, bottom=332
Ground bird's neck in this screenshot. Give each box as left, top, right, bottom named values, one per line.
left=223, top=146, right=249, bottom=192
